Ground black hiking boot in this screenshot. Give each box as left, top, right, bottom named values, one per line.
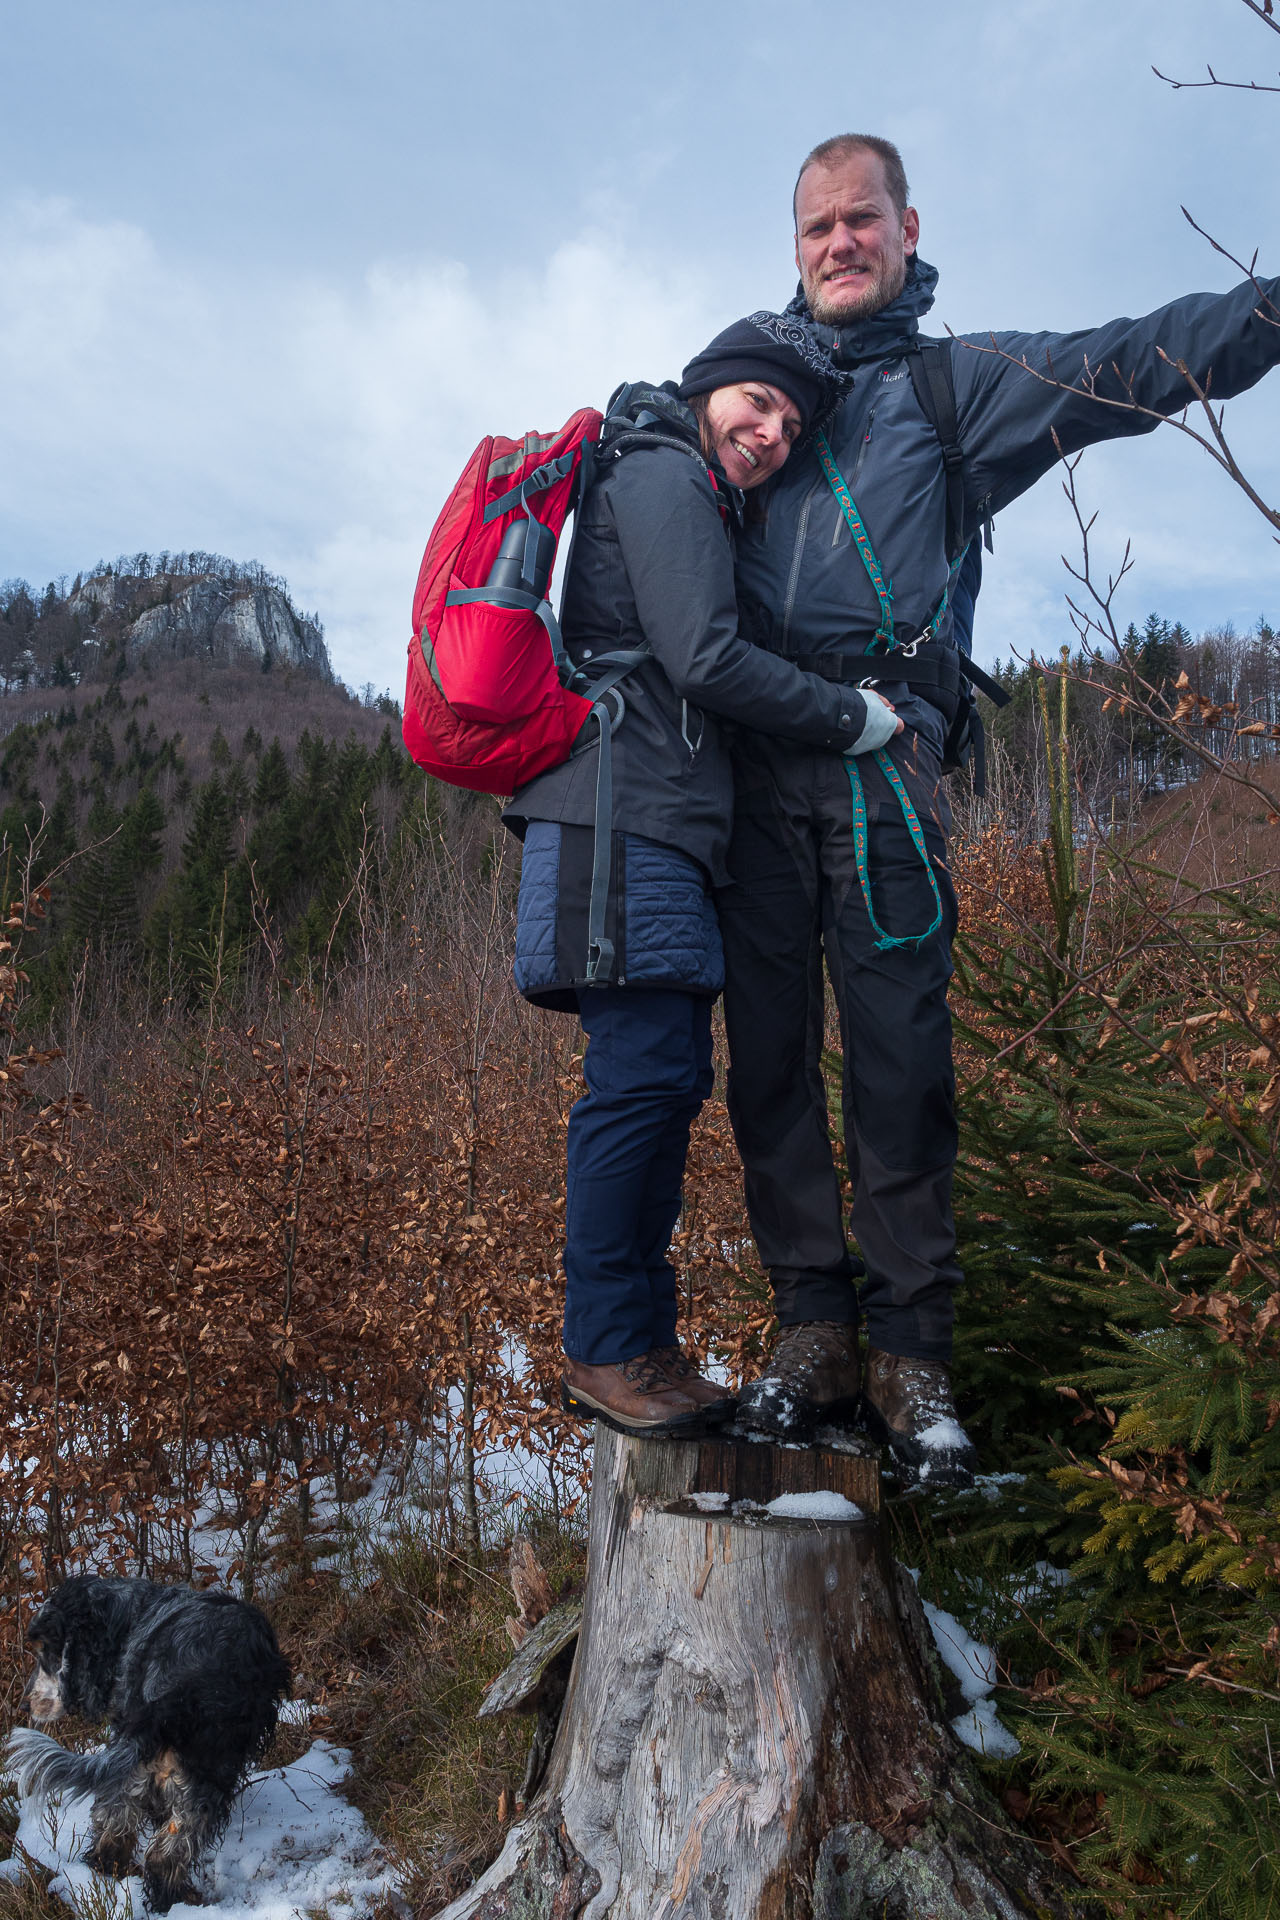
left=859, top=1347, right=978, bottom=1492
left=734, top=1321, right=862, bottom=1442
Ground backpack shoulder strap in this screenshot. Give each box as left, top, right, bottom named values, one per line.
left=906, top=337, right=966, bottom=564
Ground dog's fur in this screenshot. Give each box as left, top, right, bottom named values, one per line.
left=4, top=1576, right=291, bottom=1911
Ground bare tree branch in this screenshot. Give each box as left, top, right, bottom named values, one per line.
left=953, top=333, right=1280, bottom=543
left=1153, top=61, right=1280, bottom=93
left=1179, top=207, right=1280, bottom=326
left=1154, top=0, right=1280, bottom=87
left=1242, top=0, right=1280, bottom=38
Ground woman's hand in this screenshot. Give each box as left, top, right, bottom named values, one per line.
left=843, top=690, right=903, bottom=757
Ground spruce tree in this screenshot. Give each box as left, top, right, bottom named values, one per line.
left=918, top=660, right=1280, bottom=1914
left=145, top=774, right=247, bottom=995
left=253, top=738, right=289, bottom=812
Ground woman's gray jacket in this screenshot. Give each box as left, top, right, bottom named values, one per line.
left=503, top=397, right=865, bottom=885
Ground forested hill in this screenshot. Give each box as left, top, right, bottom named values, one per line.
left=0, top=553, right=331, bottom=687
left=0, top=558, right=421, bottom=1015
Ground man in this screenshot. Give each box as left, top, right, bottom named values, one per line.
left=721, top=133, right=1280, bottom=1488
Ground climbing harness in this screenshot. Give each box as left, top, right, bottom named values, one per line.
left=812, top=430, right=946, bottom=945
left=813, top=430, right=896, bottom=652
left=845, top=749, right=944, bottom=952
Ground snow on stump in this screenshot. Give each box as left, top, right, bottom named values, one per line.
left=435, top=1423, right=1072, bottom=1919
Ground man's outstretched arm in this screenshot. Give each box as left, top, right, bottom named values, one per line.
left=954, top=274, right=1280, bottom=525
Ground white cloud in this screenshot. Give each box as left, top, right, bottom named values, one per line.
left=0, top=196, right=720, bottom=693
left=1, top=185, right=1277, bottom=698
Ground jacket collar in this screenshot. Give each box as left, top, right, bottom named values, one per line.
left=785, top=254, right=939, bottom=367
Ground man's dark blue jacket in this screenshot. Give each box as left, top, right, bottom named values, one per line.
left=734, top=257, right=1280, bottom=749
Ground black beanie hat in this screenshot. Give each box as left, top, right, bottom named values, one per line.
left=678, top=312, right=831, bottom=434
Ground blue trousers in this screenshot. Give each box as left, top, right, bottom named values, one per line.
left=563, top=987, right=715, bottom=1366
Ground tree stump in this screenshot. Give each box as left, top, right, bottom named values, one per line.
left=435, top=1423, right=1072, bottom=1919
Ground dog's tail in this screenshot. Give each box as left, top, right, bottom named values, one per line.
left=3, top=1727, right=140, bottom=1804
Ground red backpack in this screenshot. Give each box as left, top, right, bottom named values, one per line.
left=402, top=387, right=709, bottom=982
left=403, top=408, right=626, bottom=794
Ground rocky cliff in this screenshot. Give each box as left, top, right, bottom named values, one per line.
left=67, top=564, right=332, bottom=679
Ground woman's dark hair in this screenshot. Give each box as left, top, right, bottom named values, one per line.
left=687, top=390, right=770, bottom=522
left=686, top=392, right=713, bottom=464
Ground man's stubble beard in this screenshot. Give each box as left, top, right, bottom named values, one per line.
left=804, top=253, right=908, bottom=328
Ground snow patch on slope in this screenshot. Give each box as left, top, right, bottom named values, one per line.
left=6, top=1738, right=397, bottom=1920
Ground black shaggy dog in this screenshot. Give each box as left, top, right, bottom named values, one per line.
left=4, top=1577, right=291, bottom=1911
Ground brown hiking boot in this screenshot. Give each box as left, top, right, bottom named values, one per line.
left=561, top=1353, right=706, bottom=1437
left=859, top=1347, right=978, bottom=1491
left=650, top=1345, right=736, bottom=1421
left=734, top=1321, right=862, bottom=1441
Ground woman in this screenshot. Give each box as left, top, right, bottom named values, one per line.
left=504, top=317, right=900, bottom=1438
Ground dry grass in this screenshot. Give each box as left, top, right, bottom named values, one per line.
left=270, top=1516, right=587, bottom=1915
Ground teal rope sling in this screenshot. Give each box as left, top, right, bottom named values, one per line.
left=813, top=428, right=944, bottom=951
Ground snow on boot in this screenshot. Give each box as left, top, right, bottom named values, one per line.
left=734, top=1321, right=862, bottom=1442
left=859, top=1347, right=977, bottom=1492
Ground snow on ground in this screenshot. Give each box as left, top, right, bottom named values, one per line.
left=906, top=1569, right=1024, bottom=1762
left=3, top=1739, right=398, bottom=1920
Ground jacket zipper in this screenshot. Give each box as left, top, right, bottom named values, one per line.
left=850, top=396, right=880, bottom=491
left=781, top=476, right=823, bottom=651
left=832, top=397, right=881, bottom=544
left=680, top=698, right=705, bottom=762
left=613, top=831, right=627, bottom=985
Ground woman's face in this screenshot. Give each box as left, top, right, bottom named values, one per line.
left=703, top=381, right=803, bottom=489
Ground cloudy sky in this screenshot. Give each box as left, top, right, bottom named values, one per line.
left=2, top=0, right=1278, bottom=693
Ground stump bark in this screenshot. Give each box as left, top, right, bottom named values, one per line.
left=435, top=1424, right=1073, bottom=1920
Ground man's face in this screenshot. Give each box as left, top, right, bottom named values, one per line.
left=794, top=151, right=919, bottom=327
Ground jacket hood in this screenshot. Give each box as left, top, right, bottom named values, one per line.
left=786, top=253, right=939, bottom=367
left=600, top=379, right=744, bottom=516
left=601, top=379, right=702, bottom=448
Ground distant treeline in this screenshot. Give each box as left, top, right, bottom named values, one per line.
left=980, top=612, right=1280, bottom=816
left=0, top=658, right=419, bottom=1015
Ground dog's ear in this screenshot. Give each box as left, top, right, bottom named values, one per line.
left=64, top=1583, right=129, bottom=1719
left=25, top=1597, right=61, bottom=1660
left=32, top=1580, right=124, bottom=1719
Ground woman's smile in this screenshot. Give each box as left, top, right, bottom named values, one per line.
left=704, top=381, right=803, bottom=489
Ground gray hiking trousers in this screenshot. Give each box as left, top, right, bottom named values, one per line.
left=718, top=729, right=961, bottom=1363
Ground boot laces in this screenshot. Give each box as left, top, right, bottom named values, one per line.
left=651, top=1344, right=693, bottom=1379
left=619, top=1354, right=673, bottom=1396
left=775, top=1321, right=853, bottom=1368
left=875, top=1355, right=956, bottom=1426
